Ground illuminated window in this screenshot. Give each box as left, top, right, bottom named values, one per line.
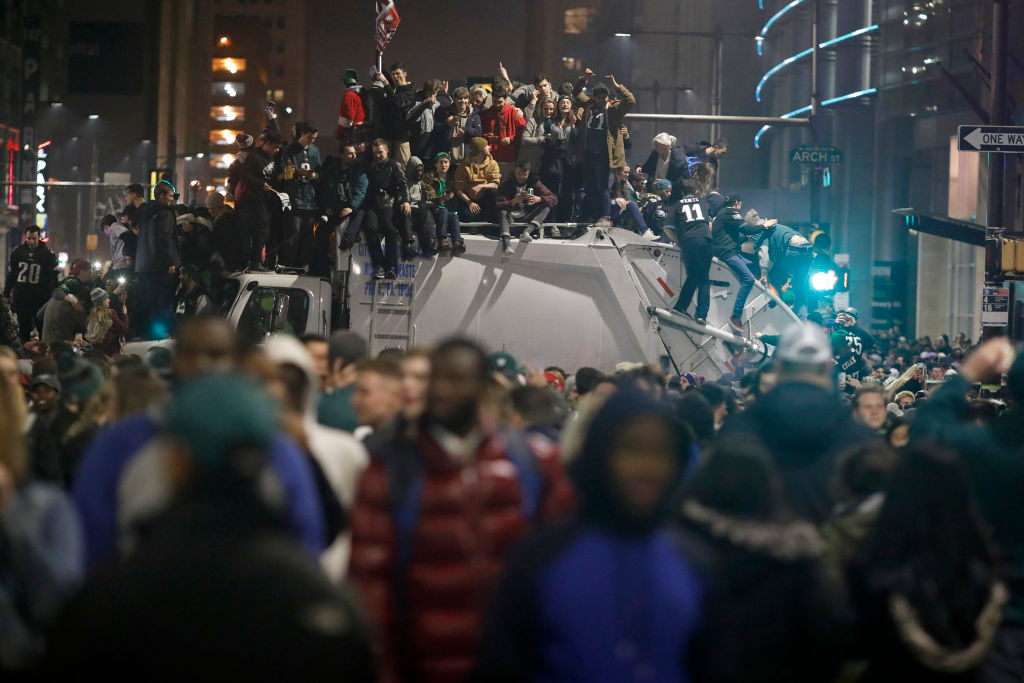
left=561, top=57, right=582, bottom=72
left=211, top=105, right=245, bottom=122
left=212, top=57, right=246, bottom=74
left=273, top=89, right=285, bottom=101
left=212, top=81, right=245, bottom=98
left=564, top=7, right=597, bottom=35
left=212, top=153, right=235, bottom=169
left=210, top=129, right=244, bottom=146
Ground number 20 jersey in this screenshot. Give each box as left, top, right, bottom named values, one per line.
left=6, top=244, right=57, bottom=304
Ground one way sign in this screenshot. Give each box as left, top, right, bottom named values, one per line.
left=958, top=125, right=1024, bottom=153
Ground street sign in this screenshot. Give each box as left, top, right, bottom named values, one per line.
left=790, top=146, right=842, bottom=164
left=86, top=234, right=98, bottom=251
left=981, top=286, right=1010, bottom=327
left=958, top=126, right=1024, bottom=153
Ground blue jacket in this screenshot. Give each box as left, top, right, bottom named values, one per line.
left=475, top=391, right=706, bottom=682
left=72, top=413, right=326, bottom=570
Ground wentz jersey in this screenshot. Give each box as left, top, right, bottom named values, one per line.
left=672, top=195, right=712, bottom=241
left=5, top=243, right=58, bottom=304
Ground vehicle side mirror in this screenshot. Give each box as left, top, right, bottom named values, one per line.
left=271, top=293, right=290, bottom=331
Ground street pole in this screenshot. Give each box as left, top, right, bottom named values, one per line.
left=809, top=0, right=821, bottom=226
left=983, top=0, right=1009, bottom=340
left=88, top=137, right=98, bottom=259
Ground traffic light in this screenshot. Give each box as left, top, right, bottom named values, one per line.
left=810, top=268, right=839, bottom=292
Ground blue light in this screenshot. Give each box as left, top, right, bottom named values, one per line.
left=756, top=26, right=879, bottom=101
left=760, top=0, right=806, bottom=39
left=753, top=88, right=876, bottom=148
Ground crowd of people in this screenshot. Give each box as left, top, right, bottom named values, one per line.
left=1, top=290, right=1022, bottom=682
left=2, top=56, right=1022, bottom=682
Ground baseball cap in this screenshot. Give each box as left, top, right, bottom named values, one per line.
left=654, top=179, right=672, bottom=191
left=842, top=307, right=859, bottom=319
left=487, top=351, right=522, bottom=377
left=776, top=322, right=832, bottom=366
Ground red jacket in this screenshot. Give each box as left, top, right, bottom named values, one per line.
left=348, top=424, right=574, bottom=683
left=478, top=104, right=526, bottom=163
left=336, top=86, right=366, bottom=141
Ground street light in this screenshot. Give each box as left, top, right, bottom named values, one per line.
left=615, top=33, right=632, bottom=37
left=88, top=114, right=99, bottom=120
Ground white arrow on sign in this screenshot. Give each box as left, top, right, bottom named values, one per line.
left=964, top=128, right=984, bottom=150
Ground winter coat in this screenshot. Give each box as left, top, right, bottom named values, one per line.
left=348, top=421, right=574, bottom=683
left=479, top=103, right=527, bottom=163
left=641, top=146, right=689, bottom=185
left=40, top=300, right=86, bottom=343
left=573, top=80, right=636, bottom=168
left=720, top=381, right=879, bottom=523
left=211, top=208, right=245, bottom=272
left=421, top=171, right=454, bottom=210
left=6, top=243, right=59, bottom=305
left=382, top=81, right=416, bottom=142
left=135, top=200, right=180, bottom=273
left=336, top=85, right=366, bottom=141
left=44, top=486, right=375, bottom=682
left=912, top=375, right=1024, bottom=625
left=178, top=224, right=215, bottom=271
left=317, top=157, right=368, bottom=214
left=279, top=141, right=322, bottom=211
left=517, top=102, right=545, bottom=170
left=454, top=157, right=501, bottom=197
left=754, top=222, right=804, bottom=269
left=72, top=413, right=327, bottom=570
left=435, top=107, right=482, bottom=162
left=475, top=390, right=704, bottom=683
left=679, top=500, right=853, bottom=683
left=365, top=158, right=408, bottom=211
left=238, top=147, right=276, bottom=204
left=84, top=305, right=128, bottom=356
left=712, top=207, right=764, bottom=261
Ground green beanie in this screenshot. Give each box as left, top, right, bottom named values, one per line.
left=166, top=374, right=277, bottom=469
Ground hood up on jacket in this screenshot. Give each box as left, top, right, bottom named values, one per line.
left=263, top=334, right=320, bottom=421
left=570, top=389, right=692, bottom=536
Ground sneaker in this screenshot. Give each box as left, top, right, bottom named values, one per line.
left=641, top=229, right=657, bottom=241
left=338, top=237, right=354, bottom=251
left=384, top=269, right=397, bottom=280
left=401, top=241, right=416, bottom=261
left=729, top=316, right=744, bottom=332
left=695, top=317, right=708, bottom=326
left=501, top=235, right=513, bottom=256
left=453, top=239, right=467, bottom=255
left=374, top=267, right=385, bottom=280
left=519, top=229, right=533, bottom=244
left=503, top=244, right=514, bottom=256
left=438, top=238, right=452, bottom=252
left=549, top=226, right=561, bottom=238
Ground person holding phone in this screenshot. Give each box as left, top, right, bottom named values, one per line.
left=496, top=161, right=557, bottom=254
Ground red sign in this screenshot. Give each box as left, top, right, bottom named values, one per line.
left=375, top=1, right=401, bottom=54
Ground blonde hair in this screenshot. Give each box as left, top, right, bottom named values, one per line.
left=0, top=360, right=28, bottom=481
left=692, top=161, right=715, bottom=197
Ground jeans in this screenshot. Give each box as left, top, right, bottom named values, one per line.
left=583, top=153, right=614, bottom=220
left=435, top=207, right=462, bottom=242
left=675, top=236, right=712, bottom=319
left=363, top=207, right=400, bottom=271
left=770, top=244, right=812, bottom=313
left=237, top=196, right=271, bottom=268
left=500, top=203, right=551, bottom=237
left=724, top=254, right=756, bottom=319
left=338, top=209, right=366, bottom=244
left=611, top=200, right=649, bottom=232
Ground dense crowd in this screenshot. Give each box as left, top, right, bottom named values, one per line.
left=0, top=300, right=1021, bottom=682
left=1, top=57, right=1020, bottom=683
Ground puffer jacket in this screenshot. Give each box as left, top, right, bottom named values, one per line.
left=348, top=423, right=574, bottom=683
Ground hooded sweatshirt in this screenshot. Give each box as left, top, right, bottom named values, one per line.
left=475, top=390, right=707, bottom=683
left=263, top=335, right=369, bottom=583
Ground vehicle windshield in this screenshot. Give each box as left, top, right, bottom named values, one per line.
left=211, top=278, right=241, bottom=318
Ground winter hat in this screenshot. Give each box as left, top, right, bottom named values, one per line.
left=830, top=329, right=852, bottom=351
left=469, top=137, right=489, bottom=154
left=57, top=356, right=103, bottom=405
left=543, top=371, right=564, bottom=392
left=654, top=179, right=672, bottom=191
left=90, top=287, right=109, bottom=307
left=258, top=127, right=284, bottom=145
left=235, top=132, right=254, bottom=149
left=342, top=68, right=359, bottom=86
left=69, top=259, right=92, bottom=277
left=31, top=373, right=61, bottom=393
left=167, top=373, right=276, bottom=471
left=434, top=151, right=451, bottom=163
left=652, top=132, right=677, bottom=148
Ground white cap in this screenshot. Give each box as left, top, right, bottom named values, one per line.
left=776, top=322, right=832, bottom=366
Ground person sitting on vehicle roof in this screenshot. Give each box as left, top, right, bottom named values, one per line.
left=496, top=161, right=557, bottom=256
left=454, top=136, right=501, bottom=225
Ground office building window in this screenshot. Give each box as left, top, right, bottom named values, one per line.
left=211, top=105, right=245, bottom=122
left=212, top=81, right=245, bottom=98
left=564, top=7, right=597, bottom=35
left=212, top=57, right=245, bottom=74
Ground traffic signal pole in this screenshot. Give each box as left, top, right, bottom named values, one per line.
left=983, top=0, right=1009, bottom=340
